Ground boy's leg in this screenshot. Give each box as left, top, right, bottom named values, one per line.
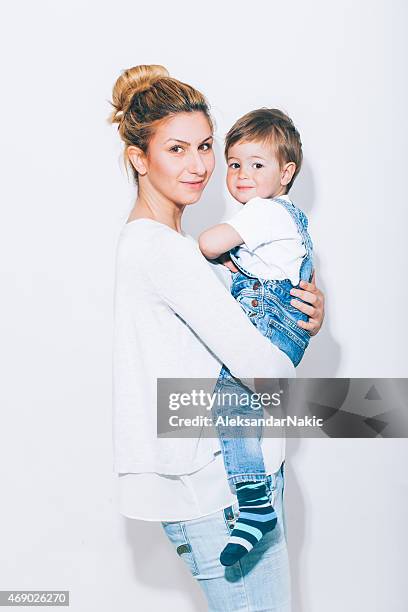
left=212, top=367, right=278, bottom=566
left=213, top=366, right=267, bottom=486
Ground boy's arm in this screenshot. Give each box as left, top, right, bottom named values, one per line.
left=198, top=223, right=243, bottom=260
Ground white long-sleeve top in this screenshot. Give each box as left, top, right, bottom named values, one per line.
left=118, top=451, right=262, bottom=522
left=112, top=218, right=294, bottom=493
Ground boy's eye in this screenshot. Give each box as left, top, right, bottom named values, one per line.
left=253, top=163, right=264, bottom=169
left=229, top=162, right=240, bottom=169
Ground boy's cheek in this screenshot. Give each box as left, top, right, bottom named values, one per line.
left=226, top=173, right=234, bottom=191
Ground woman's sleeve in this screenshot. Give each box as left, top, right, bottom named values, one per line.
left=148, top=230, right=295, bottom=381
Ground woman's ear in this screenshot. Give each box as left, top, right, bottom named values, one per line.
left=127, top=146, right=147, bottom=176
left=281, top=162, right=296, bottom=187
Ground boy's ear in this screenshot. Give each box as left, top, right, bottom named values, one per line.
left=281, top=162, right=296, bottom=187
left=127, top=146, right=148, bottom=176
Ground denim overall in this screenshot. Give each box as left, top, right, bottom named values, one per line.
left=212, top=197, right=314, bottom=487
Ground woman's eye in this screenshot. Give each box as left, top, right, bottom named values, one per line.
left=170, top=145, right=184, bottom=153
left=199, top=143, right=213, bottom=151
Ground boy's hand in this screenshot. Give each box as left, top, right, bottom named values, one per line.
left=218, top=253, right=239, bottom=273
left=289, top=271, right=325, bottom=336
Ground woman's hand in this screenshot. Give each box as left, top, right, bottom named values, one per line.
left=290, top=271, right=325, bottom=336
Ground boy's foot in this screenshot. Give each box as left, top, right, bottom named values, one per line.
left=220, top=481, right=277, bottom=567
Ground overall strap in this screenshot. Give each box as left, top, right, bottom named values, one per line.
left=229, top=247, right=259, bottom=279
left=273, top=197, right=314, bottom=283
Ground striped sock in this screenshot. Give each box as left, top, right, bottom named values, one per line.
left=220, top=481, right=277, bottom=567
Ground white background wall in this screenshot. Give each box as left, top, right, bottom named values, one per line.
left=1, top=1, right=407, bottom=611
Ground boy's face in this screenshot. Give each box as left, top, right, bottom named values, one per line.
left=226, top=140, right=289, bottom=204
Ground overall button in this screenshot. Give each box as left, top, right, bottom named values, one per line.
left=253, top=281, right=261, bottom=290
left=251, top=299, right=258, bottom=307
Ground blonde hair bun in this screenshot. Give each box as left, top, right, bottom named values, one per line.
left=108, top=64, right=169, bottom=124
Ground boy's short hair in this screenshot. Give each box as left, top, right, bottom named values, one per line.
left=224, top=108, right=303, bottom=192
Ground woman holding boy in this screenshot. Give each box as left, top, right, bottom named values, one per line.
left=109, top=64, right=324, bottom=611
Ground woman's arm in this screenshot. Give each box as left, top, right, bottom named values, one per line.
left=198, top=223, right=243, bottom=260
left=290, top=271, right=325, bottom=336
left=148, top=229, right=295, bottom=381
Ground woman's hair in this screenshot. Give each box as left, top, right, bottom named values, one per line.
left=108, top=64, right=213, bottom=182
left=224, top=108, right=303, bottom=192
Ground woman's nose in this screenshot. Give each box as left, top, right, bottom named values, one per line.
left=187, top=152, right=206, bottom=175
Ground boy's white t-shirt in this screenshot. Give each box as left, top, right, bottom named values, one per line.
left=226, top=195, right=306, bottom=286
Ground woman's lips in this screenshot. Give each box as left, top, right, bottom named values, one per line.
left=182, top=180, right=205, bottom=190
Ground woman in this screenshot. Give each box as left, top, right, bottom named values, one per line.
left=109, top=64, right=324, bottom=611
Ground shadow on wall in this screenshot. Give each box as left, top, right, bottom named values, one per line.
left=285, top=159, right=341, bottom=612
left=283, top=441, right=310, bottom=612
left=291, top=157, right=341, bottom=378
left=124, top=517, right=207, bottom=612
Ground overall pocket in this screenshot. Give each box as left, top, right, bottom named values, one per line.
left=236, top=293, right=259, bottom=319
left=161, top=522, right=200, bottom=576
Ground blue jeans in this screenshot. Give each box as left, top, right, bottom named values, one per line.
left=161, top=462, right=291, bottom=612
left=212, top=366, right=269, bottom=486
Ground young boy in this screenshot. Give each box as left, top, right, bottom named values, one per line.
left=198, top=108, right=314, bottom=566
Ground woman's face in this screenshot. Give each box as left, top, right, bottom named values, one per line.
left=142, top=111, right=215, bottom=206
